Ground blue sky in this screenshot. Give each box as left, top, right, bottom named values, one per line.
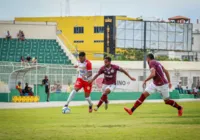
left=0, top=0, right=199, bottom=22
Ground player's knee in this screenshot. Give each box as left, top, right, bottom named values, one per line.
left=85, top=94, right=90, bottom=98
left=142, top=92, right=149, bottom=98
left=74, top=88, right=79, bottom=92
left=164, top=99, right=170, bottom=104
left=104, top=90, right=110, bottom=95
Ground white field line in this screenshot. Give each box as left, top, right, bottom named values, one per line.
left=0, top=99, right=199, bottom=109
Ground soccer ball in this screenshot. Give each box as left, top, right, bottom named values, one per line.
left=62, top=107, right=71, bottom=114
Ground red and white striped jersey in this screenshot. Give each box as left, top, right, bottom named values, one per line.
left=77, top=60, right=92, bottom=81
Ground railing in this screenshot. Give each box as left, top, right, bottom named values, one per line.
left=0, top=61, right=77, bottom=93
left=0, top=61, right=199, bottom=97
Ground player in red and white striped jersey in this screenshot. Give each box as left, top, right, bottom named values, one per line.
left=64, top=52, right=93, bottom=113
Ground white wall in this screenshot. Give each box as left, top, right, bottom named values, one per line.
left=192, top=34, right=200, bottom=52
left=91, top=61, right=200, bottom=91
left=0, top=21, right=57, bottom=39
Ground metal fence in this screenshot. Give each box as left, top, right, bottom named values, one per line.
left=0, top=61, right=77, bottom=93
left=0, top=61, right=200, bottom=94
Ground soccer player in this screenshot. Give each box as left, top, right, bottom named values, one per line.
left=89, top=56, right=136, bottom=111
left=124, top=53, right=183, bottom=116
left=63, top=52, right=93, bottom=112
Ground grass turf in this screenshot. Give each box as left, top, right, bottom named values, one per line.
left=0, top=102, right=200, bottom=140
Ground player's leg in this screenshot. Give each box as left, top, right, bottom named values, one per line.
left=124, top=83, right=156, bottom=115
left=104, top=84, right=116, bottom=110
left=45, top=87, right=50, bottom=102
left=124, top=91, right=149, bottom=115
left=64, top=79, right=82, bottom=107
left=164, top=99, right=183, bottom=116
left=161, top=84, right=183, bottom=116
left=64, top=87, right=80, bottom=107
left=94, top=85, right=111, bottom=111
left=83, top=82, right=93, bottom=113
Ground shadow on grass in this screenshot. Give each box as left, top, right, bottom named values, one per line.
left=151, top=121, right=200, bottom=125
left=139, top=115, right=200, bottom=119
left=60, top=124, right=129, bottom=128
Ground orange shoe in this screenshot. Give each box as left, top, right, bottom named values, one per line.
left=178, top=107, right=183, bottom=117
left=124, top=107, right=133, bottom=115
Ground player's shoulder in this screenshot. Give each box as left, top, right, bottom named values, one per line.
left=85, top=59, right=91, bottom=64
left=99, top=65, right=105, bottom=70
left=111, top=64, right=120, bottom=69
left=149, top=60, right=158, bottom=65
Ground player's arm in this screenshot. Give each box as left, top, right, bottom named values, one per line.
left=42, top=80, right=44, bottom=85
left=74, top=62, right=79, bottom=68
left=162, top=66, right=172, bottom=88
left=88, top=66, right=103, bottom=84
left=119, top=67, right=136, bottom=81
left=87, top=70, right=92, bottom=78
left=85, top=62, right=92, bottom=79
left=89, top=73, right=101, bottom=84
left=144, top=68, right=156, bottom=83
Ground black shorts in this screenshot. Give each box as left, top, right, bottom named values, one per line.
left=45, top=87, right=49, bottom=93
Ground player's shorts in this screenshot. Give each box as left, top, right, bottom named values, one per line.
left=74, top=78, right=92, bottom=94
left=145, top=82, right=169, bottom=100
left=102, top=84, right=116, bottom=93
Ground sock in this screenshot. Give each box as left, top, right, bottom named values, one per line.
left=85, top=96, right=93, bottom=106
left=66, top=90, right=77, bottom=106
left=97, top=94, right=107, bottom=108
left=105, top=98, right=108, bottom=104
left=165, top=99, right=182, bottom=110
left=131, top=94, right=146, bottom=112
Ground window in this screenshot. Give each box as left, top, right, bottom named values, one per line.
left=74, top=40, right=84, bottom=43
left=94, top=40, right=104, bottom=43
left=182, top=55, right=194, bottom=61
left=180, top=77, right=188, bottom=86
left=74, top=27, right=84, bottom=34
left=193, top=77, right=200, bottom=87
left=94, top=26, right=104, bottom=33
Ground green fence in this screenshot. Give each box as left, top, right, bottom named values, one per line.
left=0, top=85, right=195, bottom=102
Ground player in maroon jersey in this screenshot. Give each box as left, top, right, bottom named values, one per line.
left=89, top=56, right=136, bottom=111
left=124, top=53, right=183, bottom=116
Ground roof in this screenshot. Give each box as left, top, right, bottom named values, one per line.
left=168, top=16, right=190, bottom=20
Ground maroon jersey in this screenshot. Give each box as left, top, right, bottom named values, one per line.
left=149, top=60, right=168, bottom=86
left=98, top=64, right=120, bottom=85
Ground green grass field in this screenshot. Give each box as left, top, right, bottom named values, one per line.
left=0, top=102, right=200, bottom=140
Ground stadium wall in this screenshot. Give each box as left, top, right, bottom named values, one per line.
left=1, top=86, right=194, bottom=102
left=0, top=21, right=56, bottom=39
left=91, top=61, right=200, bottom=90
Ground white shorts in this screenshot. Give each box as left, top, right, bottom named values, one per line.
left=145, top=82, right=169, bottom=100
left=102, top=84, right=116, bottom=93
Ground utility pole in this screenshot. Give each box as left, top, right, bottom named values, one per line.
left=143, top=21, right=147, bottom=88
